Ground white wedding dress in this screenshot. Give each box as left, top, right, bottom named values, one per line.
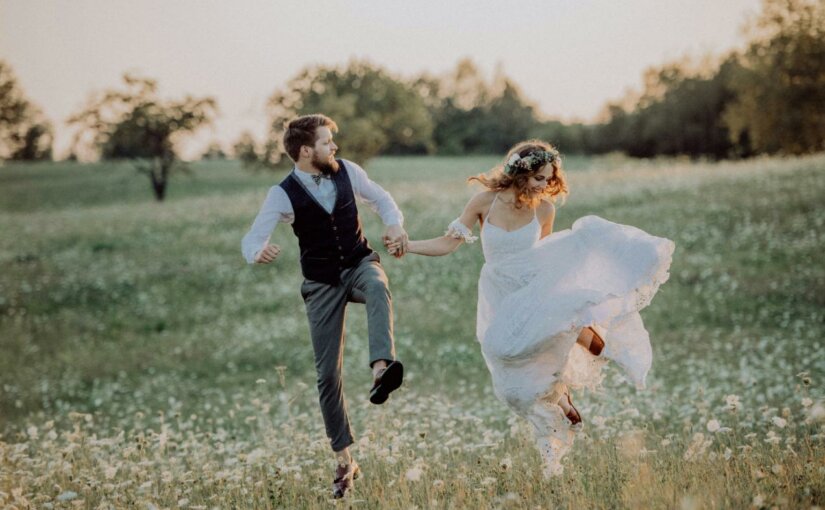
left=447, top=195, right=675, bottom=476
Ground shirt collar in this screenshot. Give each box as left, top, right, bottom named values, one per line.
left=293, top=166, right=322, bottom=180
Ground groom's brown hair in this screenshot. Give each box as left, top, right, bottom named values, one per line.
left=283, top=114, right=338, bottom=162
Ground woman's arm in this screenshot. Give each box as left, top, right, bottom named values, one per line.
left=538, top=200, right=556, bottom=239
left=407, top=236, right=464, bottom=257
left=403, top=192, right=491, bottom=257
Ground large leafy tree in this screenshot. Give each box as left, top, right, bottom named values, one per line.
left=0, top=60, right=53, bottom=161
left=724, top=0, right=825, bottom=155
left=423, top=59, right=539, bottom=155
left=266, top=61, right=434, bottom=165
left=68, top=74, right=217, bottom=200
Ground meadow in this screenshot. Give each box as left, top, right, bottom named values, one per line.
left=1, top=154, right=823, bottom=509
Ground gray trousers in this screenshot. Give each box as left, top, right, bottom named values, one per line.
left=300, top=254, right=396, bottom=452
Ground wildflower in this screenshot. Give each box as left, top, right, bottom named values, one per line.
left=771, top=417, right=787, bottom=429
left=807, top=401, right=825, bottom=423
left=57, top=491, right=78, bottom=502
left=499, top=457, right=512, bottom=471
left=26, top=426, right=38, bottom=440
left=771, top=464, right=784, bottom=475
left=255, top=379, right=266, bottom=385
left=801, top=397, right=813, bottom=407
left=432, top=479, right=445, bottom=490
left=752, top=494, right=765, bottom=506
left=706, top=419, right=721, bottom=433
left=765, top=431, right=781, bottom=445
left=724, top=395, right=740, bottom=412
left=405, top=466, right=423, bottom=482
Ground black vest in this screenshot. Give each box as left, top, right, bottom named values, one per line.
left=278, top=160, right=375, bottom=285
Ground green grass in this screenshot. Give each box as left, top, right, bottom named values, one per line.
left=1, top=154, right=824, bottom=508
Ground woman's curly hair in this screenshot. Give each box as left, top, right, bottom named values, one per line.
left=468, top=140, right=568, bottom=209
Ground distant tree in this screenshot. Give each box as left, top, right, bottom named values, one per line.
left=724, top=0, right=825, bottom=155
left=201, top=141, right=227, bottom=160
left=530, top=120, right=590, bottom=155
left=592, top=55, right=740, bottom=159
left=68, top=74, right=216, bottom=201
left=266, top=61, right=434, bottom=164
left=424, top=59, right=539, bottom=155
left=232, top=131, right=262, bottom=166
left=0, top=60, right=53, bottom=161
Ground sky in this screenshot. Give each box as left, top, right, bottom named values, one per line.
left=1, top=0, right=763, bottom=159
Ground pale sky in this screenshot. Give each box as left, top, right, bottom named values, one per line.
left=1, top=0, right=762, bottom=159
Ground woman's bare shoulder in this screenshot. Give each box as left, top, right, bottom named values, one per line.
left=467, top=190, right=497, bottom=208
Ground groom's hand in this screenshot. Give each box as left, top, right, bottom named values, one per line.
left=383, top=225, right=408, bottom=258
left=254, top=243, right=281, bottom=264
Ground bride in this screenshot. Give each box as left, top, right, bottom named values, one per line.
left=391, top=140, right=675, bottom=476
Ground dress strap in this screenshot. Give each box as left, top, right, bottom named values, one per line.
left=485, top=193, right=500, bottom=223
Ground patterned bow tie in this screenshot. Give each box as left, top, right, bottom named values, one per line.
left=311, top=173, right=330, bottom=185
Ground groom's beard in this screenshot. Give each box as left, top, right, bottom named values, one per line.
left=311, top=153, right=339, bottom=175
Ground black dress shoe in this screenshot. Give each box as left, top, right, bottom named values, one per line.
left=332, top=462, right=360, bottom=499
left=369, top=360, right=404, bottom=405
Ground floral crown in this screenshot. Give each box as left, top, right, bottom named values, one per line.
left=503, top=150, right=558, bottom=175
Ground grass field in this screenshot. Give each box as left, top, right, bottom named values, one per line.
left=1, top=154, right=824, bottom=509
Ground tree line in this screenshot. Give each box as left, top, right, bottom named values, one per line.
left=1, top=0, right=822, bottom=200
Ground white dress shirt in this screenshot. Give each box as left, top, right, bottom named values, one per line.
left=241, top=159, right=404, bottom=264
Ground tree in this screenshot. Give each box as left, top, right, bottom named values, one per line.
left=724, top=0, right=825, bottom=155
left=201, top=141, right=227, bottom=160
left=68, top=74, right=216, bottom=200
left=425, top=59, right=539, bottom=155
left=266, top=61, right=434, bottom=164
left=0, top=60, right=53, bottom=161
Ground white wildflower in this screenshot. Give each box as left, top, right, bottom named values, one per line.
left=724, top=394, right=741, bottom=412
left=57, top=491, right=78, bottom=502
left=499, top=456, right=512, bottom=471
left=26, top=425, right=38, bottom=440
left=807, top=401, right=825, bottom=423
left=752, top=494, right=765, bottom=506
left=765, top=431, right=781, bottom=445
left=706, top=419, right=721, bottom=433
left=405, top=466, right=423, bottom=482
left=771, top=416, right=787, bottom=429
left=801, top=397, right=813, bottom=407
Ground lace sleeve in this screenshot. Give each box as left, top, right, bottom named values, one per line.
left=445, top=219, right=478, bottom=244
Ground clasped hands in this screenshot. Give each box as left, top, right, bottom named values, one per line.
left=383, top=224, right=408, bottom=258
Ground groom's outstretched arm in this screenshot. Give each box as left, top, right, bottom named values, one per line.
left=343, top=160, right=408, bottom=255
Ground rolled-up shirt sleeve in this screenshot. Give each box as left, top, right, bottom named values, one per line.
left=241, top=185, right=294, bottom=264
left=344, top=160, right=404, bottom=226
